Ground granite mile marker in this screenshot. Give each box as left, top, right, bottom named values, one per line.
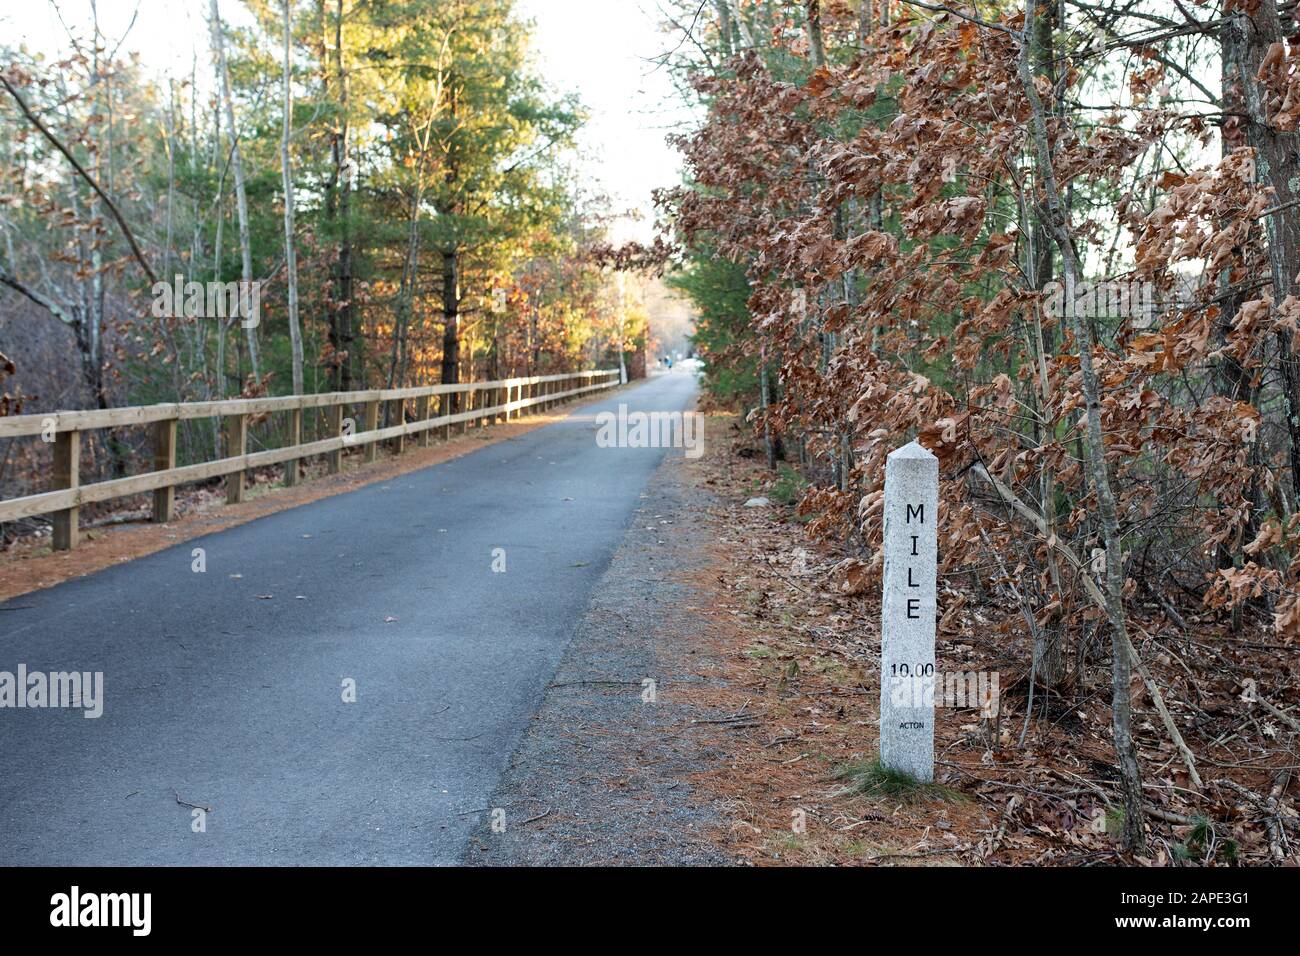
left=879, top=440, right=938, bottom=782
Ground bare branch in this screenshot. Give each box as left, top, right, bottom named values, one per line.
left=0, top=73, right=158, bottom=285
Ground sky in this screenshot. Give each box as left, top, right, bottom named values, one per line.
left=5, top=0, right=697, bottom=244
left=519, top=0, right=697, bottom=243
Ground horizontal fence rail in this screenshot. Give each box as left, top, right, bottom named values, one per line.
left=0, top=369, right=622, bottom=549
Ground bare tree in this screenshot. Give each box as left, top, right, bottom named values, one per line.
left=1016, top=0, right=1144, bottom=851
left=281, top=0, right=303, bottom=395
left=211, top=0, right=261, bottom=379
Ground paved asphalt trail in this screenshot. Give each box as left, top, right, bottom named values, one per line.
left=0, top=371, right=698, bottom=865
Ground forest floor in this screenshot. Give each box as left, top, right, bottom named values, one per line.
left=0, top=394, right=621, bottom=604
left=654, top=414, right=1298, bottom=866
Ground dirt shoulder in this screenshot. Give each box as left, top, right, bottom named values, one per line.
left=463, top=448, right=735, bottom=865
left=661, top=416, right=995, bottom=865
left=0, top=393, right=620, bottom=604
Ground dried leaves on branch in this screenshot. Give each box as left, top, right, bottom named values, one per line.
left=663, top=0, right=1299, bottom=859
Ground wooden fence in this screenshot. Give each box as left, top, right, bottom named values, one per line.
left=0, top=369, right=622, bottom=550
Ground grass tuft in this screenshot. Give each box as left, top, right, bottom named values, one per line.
left=1175, top=813, right=1237, bottom=864
left=769, top=466, right=808, bottom=505
left=833, top=758, right=965, bottom=803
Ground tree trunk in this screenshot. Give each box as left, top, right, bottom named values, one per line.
left=713, top=1, right=733, bottom=57
left=211, top=0, right=260, bottom=379
left=330, top=0, right=355, bottom=391
left=1218, top=18, right=1262, bottom=632
left=728, top=0, right=755, bottom=49
left=1227, top=4, right=1300, bottom=507
left=530, top=306, right=540, bottom=374
left=805, top=1, right=825, bottom=69
left=615, top=271, right=628, bottom=383
left=760, top=350, right=775, bottom=469
left=1017, top=0, right=1145, bottom=851
left=440, top=247, right=461, bottom=407
left=281, top=0, right=304, bottom=395
left=211, top=39, right=227, bottom=436
left=1028, top=0, right=1065, bottom=690
left=389, top=185, right=423, bottom=389
left=857, top=0, right=872, bottom=43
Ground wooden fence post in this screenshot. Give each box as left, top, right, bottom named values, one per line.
left=153, top=418, right=178, bottom=521
left=416, top=395, right=431, bottom=447
left=363, top=400, right=380, bottom=463
left=284, top=407, right=302, bottom=487
left=442, top=395, right=451, bottom=441
left=226, top=413, right=248, bottom=504
left=326, top=403, right=344, bottom=474
left=52, top=429, right=80, bottom=550
left=460, top=389, right=470, bottom=435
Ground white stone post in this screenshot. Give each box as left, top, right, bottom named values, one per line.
left=880, top=440, right=938, bottom=782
